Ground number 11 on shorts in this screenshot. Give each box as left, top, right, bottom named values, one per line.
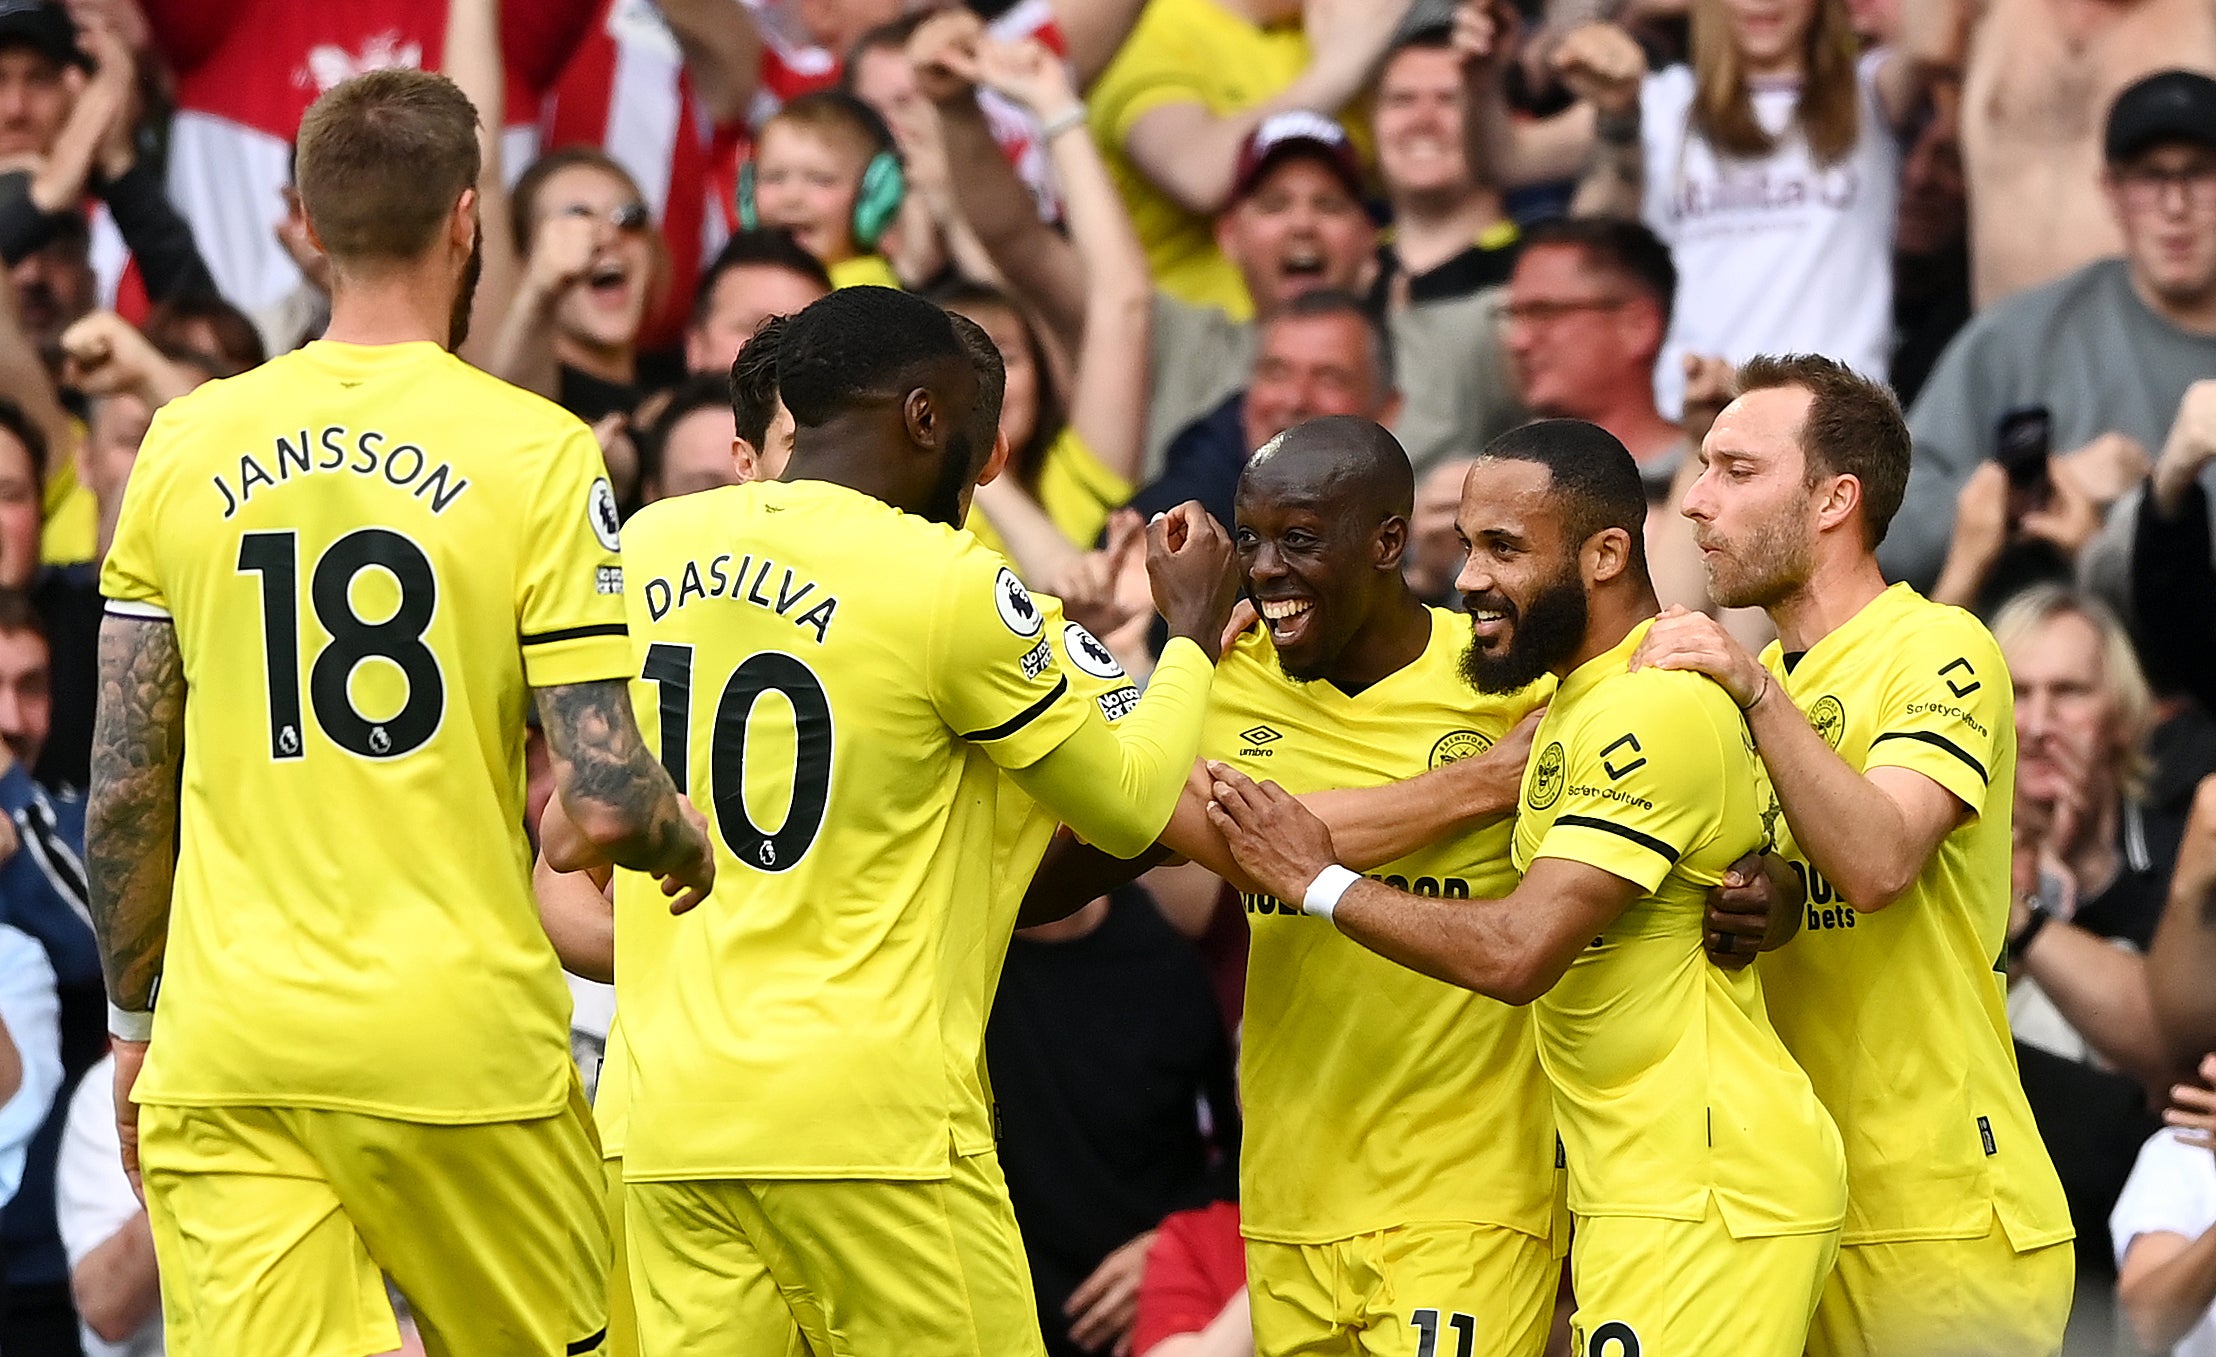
left=1411, top=1308, right=1476, bottom=1357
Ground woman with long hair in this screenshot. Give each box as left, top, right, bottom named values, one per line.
left=1463, top=0, right=1952, bottom=412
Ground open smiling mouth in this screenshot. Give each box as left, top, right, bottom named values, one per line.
left=1259, top=596, right=1315, bottom=645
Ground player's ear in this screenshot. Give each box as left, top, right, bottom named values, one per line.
left=1814, top=473, right=1863, bottom=538
left=1374, top=514, right=1409, bottom=571
left=976, top=429, right=1012, bottom=488
left=731, top=438, right=761, bottom=484
left=1584, top=525, right=1634, bottom=585
left=450, top=186, right=478, bottom=251
left=901, top=387, right=939, bottom=453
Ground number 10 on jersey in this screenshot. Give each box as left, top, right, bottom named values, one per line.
left=642, top=642, right=834, bottom=873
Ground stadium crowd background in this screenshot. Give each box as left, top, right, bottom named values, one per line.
left=1, top=0, right=2215, bottom=1354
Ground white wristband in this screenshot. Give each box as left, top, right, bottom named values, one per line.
left=1039, top=104, right=1088, bottom=141
left=106, top=1003, right=153, bottom=1043
left=1301, top=864, right=1361, bottom=922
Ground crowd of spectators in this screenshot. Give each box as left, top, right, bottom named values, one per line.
left=2, top=0, right=2216, bottom=1354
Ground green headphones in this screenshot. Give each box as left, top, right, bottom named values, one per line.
left=737, top=92, right=908, bottom=252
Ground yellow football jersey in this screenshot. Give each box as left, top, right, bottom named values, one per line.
left=100, top=339, right=630, bottom=1120
left=1512, top=620, right=1845, bottom=1237
left=1209, top=609, right=1559, bottom=1245
left=612, top=479, right=1184, bottom=1181
left=1758, top=583, right=2072, bottom=1249
left=1088, top=0, right=1363, bottom=319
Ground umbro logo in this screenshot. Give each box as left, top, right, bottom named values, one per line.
left=1238, top=725, right=1281, bottom=757
left=1599, top=733, right=1646, bottom=780
left=1939, top=657, right=1980, bottom=698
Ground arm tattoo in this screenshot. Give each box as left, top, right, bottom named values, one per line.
left=532, top=680, right=693, bottom=876
left=87, top=616, right=186, bottom=1012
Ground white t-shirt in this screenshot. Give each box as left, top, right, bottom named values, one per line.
left=57, top=1054, right=165, bottom=1357
left=2110, top=1128, right=2216, bottom=1357
left=1640, top=51, right=1901, bottom=416
left=0, top=923, right=59, bottom=1205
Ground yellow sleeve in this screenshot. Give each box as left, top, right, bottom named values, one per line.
left=927, top=546, right=1090, bottom=768
left=1004, top=638, right=1214, bottom=859
left=99, top=405, right=179, bottom=617
left=1864, top=616, right=2008, bottom=813
left=1089, top=9, right=1206, bottom=145
left=1529, top=676, right=1727, bottom=893
left=1039, top=430, right=1133, bottom=548
left=517, top=426, right=631, bottom=687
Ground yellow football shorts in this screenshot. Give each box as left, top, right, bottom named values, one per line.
left=1805, top=1209, right=2074, bottom=1357
left=625, top=1148, right=1044, bottom=1356
left=605, top=1155, right=638, bottom=1357
left=139, top=1071, right=609, bottom=1357
left=1246, top=1221, right=1557, bottom=1357
left=1569, top=1204, right=1838, bottom=1356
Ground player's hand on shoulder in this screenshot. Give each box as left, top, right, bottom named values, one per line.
left=1704, top=850, right=1800, bottom=971
left=659, top=794, right=716, bottom=916
left=1630, top=604, right=1767, bottom=711
left=1145, top=502, right=1240, bottom=662
left=1203, top=760, right=1339, bottom=904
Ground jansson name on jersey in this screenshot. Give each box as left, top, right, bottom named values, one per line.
left=210, top=427, right=471, bottom=519
left=641, top=553, right=840, bottom=643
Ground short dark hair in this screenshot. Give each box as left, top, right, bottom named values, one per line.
left=1385, top=21, right=1457, bottom=62
left=0, top=589, right=46, bottom=648
left=946, top=310, right=1008, bottom=459
left=776, top=286, right=965, bottom=428
left=844, top=12, right=936, bottom=76
left=0, top=397, right=48, bottom=481
left=510, top=146, right=649, bottom=254
left=1520, top=217, right=1678, bottom=330
left=1479, top=419, right=1648, bottom=557
left=1735, top=353, right=1910, bottom=547
left=1269, top=290, right=1396, bottom=395
left=728, top=314, right=788, bottom=451
left=143, top=295, right=267, bottom=375
left=692, top=230, right=833, bottom=328
left=295, top=69, right=481, bottom=269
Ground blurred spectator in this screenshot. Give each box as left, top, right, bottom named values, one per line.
left=637, top=372, right=743, bottom=503
left=1128, top=289, right=1399, bottom=530
left=55, top=1053, right=158, bottom=1355
left=2109, top=1064, right=2216, bottom=1357
left=681, top=228, right=830, bottom=375
left=1085, top=0, right=1413, bottom=318
left=144, top=0, right=598, bottom=320
left=1131, top=1201, right=1248, bottom=1357
left=1960, top=0, right=2216, bottom=309
left=0, top=923, right=56, bottom=1205
left=493, top=147, right=665, bottom=420
left=846, top=11, right=1002, bottom=291
left=1369, top=24, right=1524, bottom=473
left=137, top=295, right=264, bottom=376
left=985, top=885, right=1239, bottom=1357
left=1890, top=94, right=1971, bottom=408
left=1501, top=215, right=1680, bottom=492
left=1892, top=71, right=2216, bottom=595
left=0, top=589, right=95, bottom=1357
left=1404, top=455, right=1475, bottom=607
left=0, top=398, right=38, bottom=594
left=740, top=90, right=905, bottom=290
left=2153, top=780, right=2216, bottom=1074
left=1465, top=0, right=1947, bottom=415
left=1994, top=588, right=2176, bottom=1333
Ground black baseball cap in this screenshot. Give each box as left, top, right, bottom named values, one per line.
left=2105, top=70, right=2216, bottom=164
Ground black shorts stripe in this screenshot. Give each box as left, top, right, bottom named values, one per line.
left=1556, top=814, right=1682, bottom=865
left=1871, top=729, right=1989, bottom=784
left=962, top=676, right=1069, bottom=743
left=567, top=1326, right=608, bottom=1354
left=521, top=623, right=629, bottom=646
